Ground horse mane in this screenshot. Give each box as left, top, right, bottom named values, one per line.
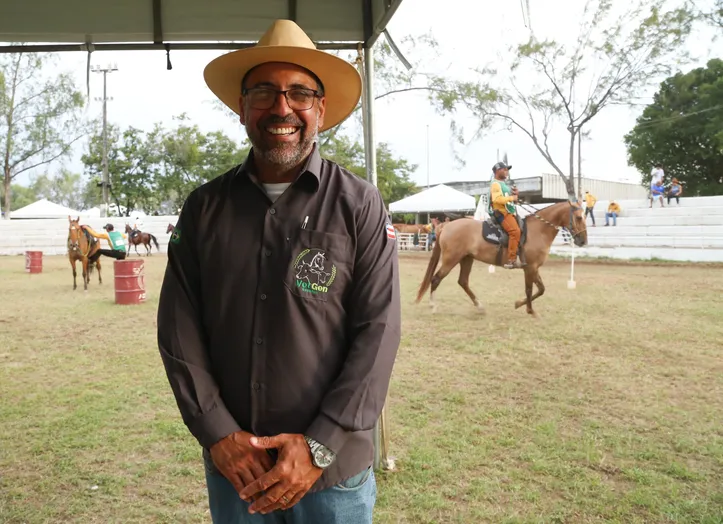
left=523, top=201, right=570, bottom=222
left=83, top=228, right=96, bottom=246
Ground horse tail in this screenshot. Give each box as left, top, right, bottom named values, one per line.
left=415, top=238, right=442, bottom=303
left=150, top=234, right=159, bottom=250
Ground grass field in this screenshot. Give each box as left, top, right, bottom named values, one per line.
left=1, top=253, right=722, bottom=523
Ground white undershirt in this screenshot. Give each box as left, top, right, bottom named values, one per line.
left=262, top=182, right=292, bottom=203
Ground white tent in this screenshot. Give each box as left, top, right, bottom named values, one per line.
left=11, top=198, right=85, bottom=219
left=389, top=184, right=476, bottom=214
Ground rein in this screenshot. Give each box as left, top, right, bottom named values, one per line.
left=518, top=201, right=584, bottom=240
left=68, top=226, right=92, bottom=258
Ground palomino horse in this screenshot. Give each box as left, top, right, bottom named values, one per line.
left=393, top=223, right=431, bottom=234
left=124, top=223, right=160, bottom=256
left=67, top=216, right=102, bottom=291
left=416, top=200, right=587, bottom=317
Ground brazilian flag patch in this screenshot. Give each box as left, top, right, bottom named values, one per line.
left=170, top=227, right=181, bottom=244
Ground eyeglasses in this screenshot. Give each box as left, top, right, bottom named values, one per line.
left=242, top=87, right=322, bottom=111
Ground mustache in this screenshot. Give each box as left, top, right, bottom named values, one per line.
left=259, top=115, right=305, bottom=128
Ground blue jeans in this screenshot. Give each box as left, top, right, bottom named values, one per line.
left=605, top=212, right=617, bottom=226
left=204, top=457, right=376, bottom=524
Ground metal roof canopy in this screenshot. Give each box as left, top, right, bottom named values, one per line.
left=0, top=0, right=404, bottom=52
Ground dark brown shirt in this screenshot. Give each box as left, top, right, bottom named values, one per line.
left=156, top=144, right=401, bottom=491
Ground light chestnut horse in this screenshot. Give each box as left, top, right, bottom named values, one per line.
left=415, top=200, right=587, bottom=317
left=67, top=216, right=102, bottom=291
left=393, top=223, right=430, bottom=234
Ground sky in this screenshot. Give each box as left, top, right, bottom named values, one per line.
left=6, top=0, right=721, bottom=191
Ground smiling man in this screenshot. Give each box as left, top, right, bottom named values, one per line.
left=156, top=19, right=401, bottom=524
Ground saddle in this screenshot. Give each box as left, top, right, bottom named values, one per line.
left=482, top=215, right=528, bottom=266
left=482, top=215, right=527, bottom=247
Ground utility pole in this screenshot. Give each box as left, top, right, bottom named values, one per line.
left=426, top=124, right=430, bottom=189
left=91, top=64, right=118, bottom=218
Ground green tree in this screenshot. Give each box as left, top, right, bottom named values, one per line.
left=1, top=52, right=86, bottom=218
left=158, top=114, right=251, bottom=209
left=319, top=134, right=365, bottom=177
left=319, top=134, right=418, bottom=207
left=80, top=175, right=103, bottom=211
left=82, top=122, right=163, bottom=215
left=0, top=183, right=37, bottom=212
left=690, top=0, right=723, bottom=28
left=428, top=0, right=693, bottom=198
left=624, top=58, right=723, bottom=195
left=30, top=168, right=86, bottom=210
left=376, top=143, right=419, bottom=206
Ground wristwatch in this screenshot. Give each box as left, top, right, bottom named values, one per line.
left=304, top=436, right=336, bottom=469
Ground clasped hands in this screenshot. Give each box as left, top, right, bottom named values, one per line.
left=210, top=430, right=323, bottom=515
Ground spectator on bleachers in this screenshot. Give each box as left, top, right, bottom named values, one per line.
left=605, top=200, right=621, bottom=227
left=667, top=178, right=683, bottom=205
left=651, top=163, right=664, bottom=185
left=584, top=190, right=597, bottom=227
left=650, top=179, right=665, bottom=208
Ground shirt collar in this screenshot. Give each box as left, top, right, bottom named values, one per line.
left=237, top=142, right=322, bottom=192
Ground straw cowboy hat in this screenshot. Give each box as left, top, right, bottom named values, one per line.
left=203, top=20, right=362, bottom=132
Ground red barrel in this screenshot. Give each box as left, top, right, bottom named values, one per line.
left=25, top=251, right=43, bottom=274
left=114, top=259, right=146, bottom=305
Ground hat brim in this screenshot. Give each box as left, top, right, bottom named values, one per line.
left=203, top=46, right=362, bottom=132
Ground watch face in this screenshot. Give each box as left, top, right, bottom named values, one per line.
left=314, top=447, right=335, bottom=468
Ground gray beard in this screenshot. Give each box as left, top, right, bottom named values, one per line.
left=256, top=131, right=317, bottom=168
left=248, top=119, right=320, bottom=172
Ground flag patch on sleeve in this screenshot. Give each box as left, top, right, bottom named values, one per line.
left=385, top=223, right=396, bottom=240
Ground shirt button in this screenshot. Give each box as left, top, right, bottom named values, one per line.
left=252, top=382, right=261, bottom=390
left=264, top=249, right=271, bottom=257
left=260, top=294, right=267, bottom=300
left=255, top=337, right=263, bottom=344
left=269, top=208, right=276, bottom=215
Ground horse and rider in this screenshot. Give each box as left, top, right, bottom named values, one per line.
left=415, top=162, right=588, bottom=316
left=124, top=215, right=160, bottom=256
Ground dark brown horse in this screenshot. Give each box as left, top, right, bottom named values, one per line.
left=125, top=223, right=160, bottom=256
left=415, top=200, right=587, bottom=317
left=166, top=223, right=175, bottom=234
left=67, top=216, right=101, bottom=291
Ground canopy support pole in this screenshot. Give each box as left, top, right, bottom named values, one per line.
left=361, top=41, right=394, bottom=473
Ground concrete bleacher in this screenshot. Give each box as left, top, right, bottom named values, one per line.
left=0, top=216, right=178, bottom=256
left=551, top=195, right=723, bottom=262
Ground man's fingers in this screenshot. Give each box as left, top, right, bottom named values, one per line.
left=248, top=482, right=290, bottom=514
left=257, top=451, right=274, bottom=472
left=236, top=468, right=263, bottom=501
left=249, top=434, right=285, bottom=450
left=239, top=469, right=282, bottom=501
left=249, top=457, right=270, bottom=482
left=223, top=470, right=246, bottom=495
left=285, top=489, right=306, bottom=508
left=237, top=468, right=255, bottom=490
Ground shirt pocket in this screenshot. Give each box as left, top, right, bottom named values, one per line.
left=284, top=229, right=351, bottom=303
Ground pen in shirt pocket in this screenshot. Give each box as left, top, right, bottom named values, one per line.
left=301, top=216, right=309, bottom=229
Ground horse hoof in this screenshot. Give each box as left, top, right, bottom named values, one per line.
left=514, top=300, right=525, bottom=309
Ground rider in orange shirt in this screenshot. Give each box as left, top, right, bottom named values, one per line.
left=489, top=162, right=523, bottom=269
